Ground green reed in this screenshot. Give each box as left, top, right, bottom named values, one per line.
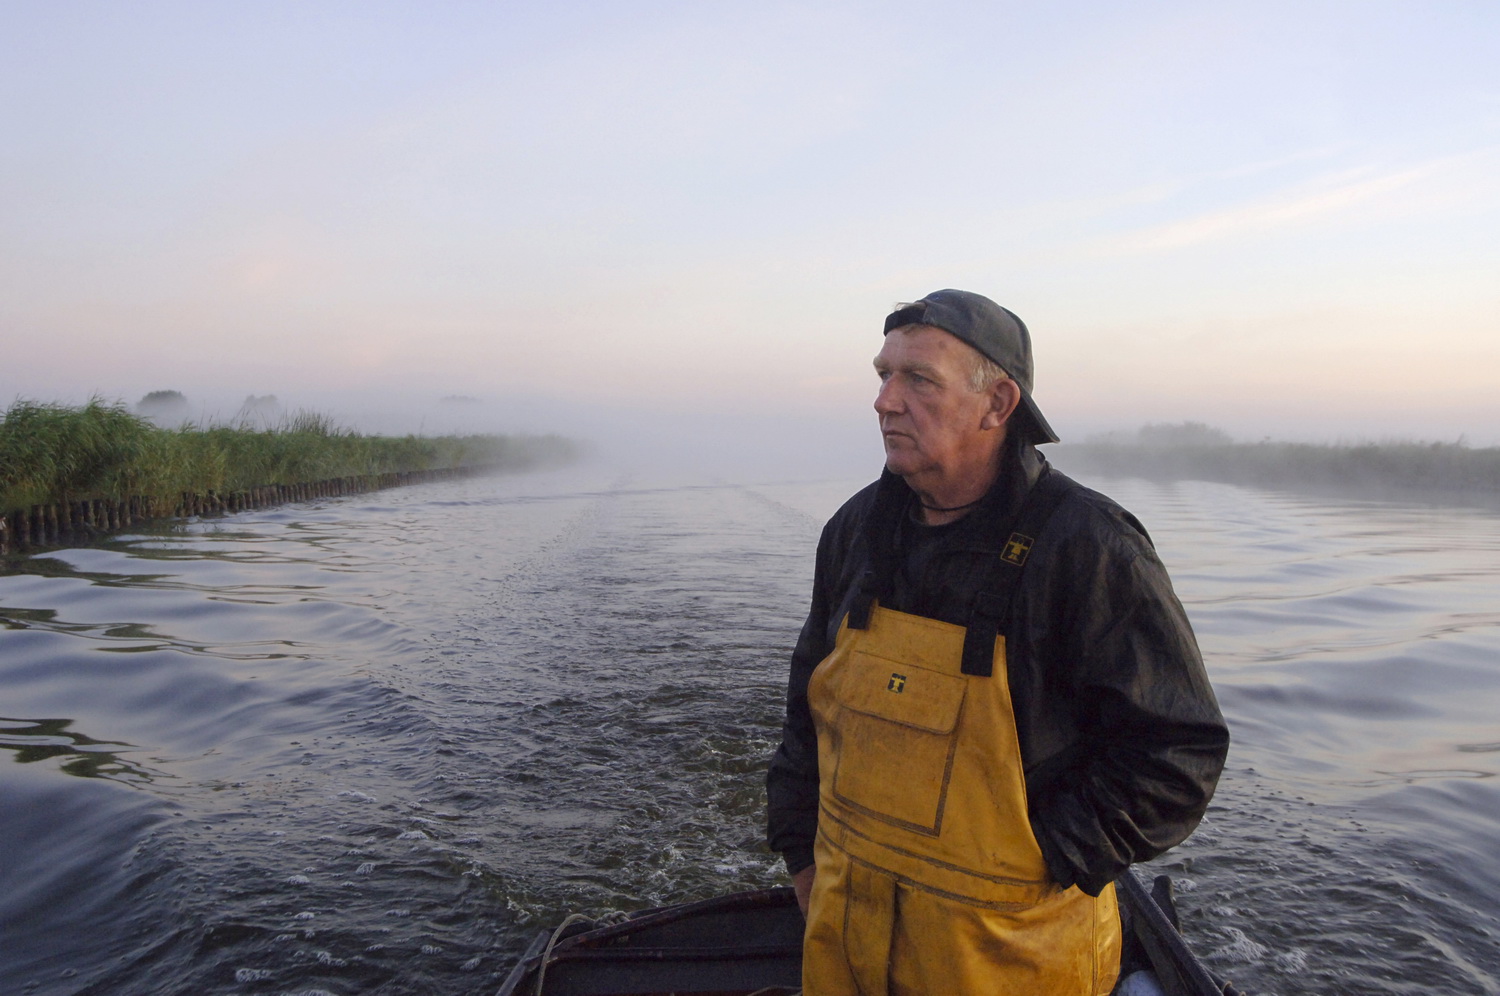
left=0, top=398, right=579, bottom=515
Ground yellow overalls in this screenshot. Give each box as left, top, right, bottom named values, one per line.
left=803, top=603, right=1121, bottom=995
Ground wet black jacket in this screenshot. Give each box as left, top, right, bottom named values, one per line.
left=765, top=442, right=1229, bottom=897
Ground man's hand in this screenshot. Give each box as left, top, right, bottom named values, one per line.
left=792, top=865, right=815, bottom=916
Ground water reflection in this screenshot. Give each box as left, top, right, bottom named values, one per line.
left=0, top=716, right=157, bottom=783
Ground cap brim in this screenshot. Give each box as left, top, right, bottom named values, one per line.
left=1018, top=392, right=1060, bottom=445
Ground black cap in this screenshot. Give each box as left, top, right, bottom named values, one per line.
left=883, top=289, right=1059, bottom=445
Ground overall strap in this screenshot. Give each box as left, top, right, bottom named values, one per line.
left=960, top=467, right=1079, bottom=677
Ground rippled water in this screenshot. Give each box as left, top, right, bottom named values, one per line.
left=2, top=466, right=1497, bottom=995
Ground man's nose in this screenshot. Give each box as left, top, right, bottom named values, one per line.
left=874, top=378, right=902, bottom=416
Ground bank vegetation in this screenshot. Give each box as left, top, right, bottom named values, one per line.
left=1053, top=422, right=1500, bottom=496
left=0, top=398, right=579, bottom=517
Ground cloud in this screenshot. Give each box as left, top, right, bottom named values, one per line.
left=1117, top=163, right=1437, bottom=252
left=1210, top=145, right=1347, bottom=180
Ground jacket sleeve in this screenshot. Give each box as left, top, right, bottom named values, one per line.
left=1023, top=503, right=1230, bottom=896
left=765, top=517, right=841, bottom=875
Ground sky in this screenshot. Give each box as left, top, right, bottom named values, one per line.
left=2, top=0, right=1498, bottom=467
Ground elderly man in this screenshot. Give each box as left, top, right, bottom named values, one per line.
left=766, top=290, right=1228, bottom=994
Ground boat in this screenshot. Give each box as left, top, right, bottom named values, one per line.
left=496, top=869, right=1242, bottom=995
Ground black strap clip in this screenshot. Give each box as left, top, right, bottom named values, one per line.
left=847, top=570, right=878, bottom=630
left=961, top=590, right=1005, bottom=677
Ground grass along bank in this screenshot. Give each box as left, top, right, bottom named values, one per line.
left=1052, top=422, right=1500, bottom=496
left=0, top=398, right=579, bottom=521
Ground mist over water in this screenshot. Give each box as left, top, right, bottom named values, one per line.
left=82, top=383, right=886, bottom=487
left=2, top=462, right=1498, bottom=994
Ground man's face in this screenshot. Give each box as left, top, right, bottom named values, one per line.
left=873, top=325, right=1001, bottom=483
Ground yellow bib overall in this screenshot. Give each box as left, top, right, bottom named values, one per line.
left=803, top=603, right=1121, bottom=995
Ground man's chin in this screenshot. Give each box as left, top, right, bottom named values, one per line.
left=882, top=453, right=918, bottom=477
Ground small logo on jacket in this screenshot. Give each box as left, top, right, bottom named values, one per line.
left=887, top=672, right=907, bottom=693
left=1001, top=532, right=1034, bottom=566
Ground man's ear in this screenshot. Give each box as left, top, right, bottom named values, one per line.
left=980, top=379, right=1022, bottom=430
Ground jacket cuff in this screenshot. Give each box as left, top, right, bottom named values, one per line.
left=1031, top=817, right=1082, bottom=893
left=782, top=846, right=816, bottom=876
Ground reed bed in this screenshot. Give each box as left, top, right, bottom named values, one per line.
left=1053, top=423, right=1500, bottom=496
left=0, top=398, right=578, bottom=517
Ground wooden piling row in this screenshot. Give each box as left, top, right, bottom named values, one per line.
left=0, top=466, right=483, bottom=555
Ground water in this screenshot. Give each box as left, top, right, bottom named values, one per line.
left=1, top=466, right=1497, bottom=995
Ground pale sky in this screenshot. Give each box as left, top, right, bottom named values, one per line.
left=3, top=0, right=1497, bottom=456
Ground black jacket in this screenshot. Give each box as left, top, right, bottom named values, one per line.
left=765, top=442, right=1229, bottom=897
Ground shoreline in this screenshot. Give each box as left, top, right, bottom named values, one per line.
left=0, top=465, right=497, bottom=555
left=1051, top=438, right=1500, bottom=501
left=1, top=399, right=582, bottom=554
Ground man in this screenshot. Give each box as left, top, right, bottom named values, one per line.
left=765, top=290, right=1229, bottom=995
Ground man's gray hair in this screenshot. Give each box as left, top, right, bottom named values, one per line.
left=967, top=352, right=1009, bottom=393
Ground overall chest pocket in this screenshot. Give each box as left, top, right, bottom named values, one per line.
left=830, top=651, right=967, bottom=835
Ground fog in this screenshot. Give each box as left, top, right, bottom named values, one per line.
left=90, top=384, right=882, bottom=484
left=46, top=379, right=1492, bottom=505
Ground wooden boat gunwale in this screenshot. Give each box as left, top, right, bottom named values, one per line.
left=497, top=871, right=1236, bottom=995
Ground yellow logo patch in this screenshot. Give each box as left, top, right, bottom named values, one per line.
left=887, top=672, right=907, bottom=693
left=1001, top=532, right=1034, bottom=566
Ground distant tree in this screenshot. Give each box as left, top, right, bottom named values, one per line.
left=236, top=394, right=282, bottom=428
left=1136, top=421, right=1234, bottom=448
left=136, top=390, right=190, bottom=426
